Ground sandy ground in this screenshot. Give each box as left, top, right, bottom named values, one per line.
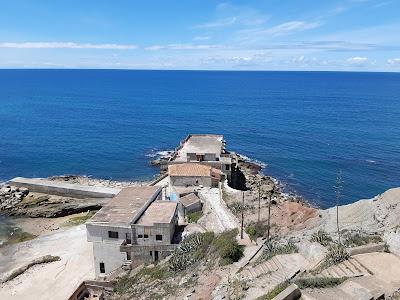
left=10, top=213, right=88, bottom=236
left=0, top=224, right=94, bottom=300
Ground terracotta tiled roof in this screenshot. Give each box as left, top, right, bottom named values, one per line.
left=168, top=163, right=218, bottom=177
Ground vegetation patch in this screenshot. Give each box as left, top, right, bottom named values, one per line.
left=212, top=229, right=244, bottom=265
left=2, top=229, right=37, bottom=247
left=256, top=281, right=290, bottom=300
left=314, top=243, right=350, bottom=273
left=342, top=231, right=382, bottom=247
left=258, top=239, right=298, bottom=262
left=169, top=232, right=214, bottom=272
left=64, top=211, right=96, bottom=226
left=294, top=277, right=348, bottom=289
left=2, top=255, right=60, bottom=283
left=310, top=230, right=332, bottom=246
left=187, top=211, right=203, bottom=223
left=246, top=222, right=268, bottom=241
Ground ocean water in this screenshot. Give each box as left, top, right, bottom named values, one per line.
left=0, top=70, right=399, bottom=208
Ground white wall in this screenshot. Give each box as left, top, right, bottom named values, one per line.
left=92, top=241, right=126, bottom=277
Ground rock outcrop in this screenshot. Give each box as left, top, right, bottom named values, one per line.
left=0, top=185, right=29, bottom=210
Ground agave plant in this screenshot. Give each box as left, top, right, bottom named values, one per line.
left=310, top=230, right=332, bottom=247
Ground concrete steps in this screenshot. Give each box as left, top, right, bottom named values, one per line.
left=317, top=257, right=371, bottom=278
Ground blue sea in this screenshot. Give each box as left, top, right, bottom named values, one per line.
left=0, top=70, right=399, bottom=208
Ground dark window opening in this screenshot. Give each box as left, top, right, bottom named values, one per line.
left=126, top=252, right=131, bottom=260
left=99, top=262, right=105, bottom=273
left=149, top=251, right=153, bottom=256
left=108, top=231, right=119, bottom=239
left=156, top=234, right=162, bottom=241
left=144, top=234, right=149, bottom=239
left=126, top=233, right=131, bottom=244
left=225, top=165, right=230, bottom=171
left=138, top=234, right=143, bottom=238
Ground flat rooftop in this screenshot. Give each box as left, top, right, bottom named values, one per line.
left=180, top=193, right=201, bottom=207
left=174, top=134, right=224, bottom=161
left=88, top=186, right=161, bottom=226
left=136, top=201, right=177, bottom=226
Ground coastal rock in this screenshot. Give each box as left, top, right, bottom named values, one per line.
left=0, top=185, right=29, bottom=211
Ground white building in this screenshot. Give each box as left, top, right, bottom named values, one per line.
left=86, top=186, right=165, bottom=277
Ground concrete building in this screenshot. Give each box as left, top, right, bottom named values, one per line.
left=168, top=134, right=234, bottom=181
left=178, top=192, right=202, bottom=218
left=86, top=186, right=179, bottom=277
left=168, top=163, right=222, bottom=188
left=121, top=200, right=178, bottom=267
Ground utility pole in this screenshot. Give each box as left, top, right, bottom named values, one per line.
left=335, top=170, right=344, bottom=244
left=257, top=181, right=261, bottom=223
left=241, top=191, right=245, bottom=239
left=266, top=185, right=274, bottom=242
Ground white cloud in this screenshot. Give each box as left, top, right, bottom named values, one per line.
left=145, top=44, right=224, bottom=51
left=0, top=42, right=137, bottom=49
left=347, top=56, right=369, bottom=64
left=193, top=17, right=238, bottom=29
left=387, top=58, right=400, bottom=65
left=193, top=36, right=211, bottom=41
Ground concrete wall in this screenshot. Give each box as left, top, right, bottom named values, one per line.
left=9, top=177, right=120, bottom=198
left=183, top=201, right=202, bottom=216
left=92, top=242, right=127, bottom=277
left=86, top=224, right=131, bottom=277
left=170, top=176, right=212, bottom=187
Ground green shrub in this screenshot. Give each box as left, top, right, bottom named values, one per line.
left=343, top=231, right=382, bottom=247
left=169, top=232, right=214, bottom=272
left=246, top=222, right=268, bottom=241
left=212, top=229, right=244, bottom=265
left=310, top=230, right=332, bottom=246
left=187, top=211, right=203, bottom=223
left=294, top=277, right=348, bottom=289
left=258, top=239, right=298, bottom=262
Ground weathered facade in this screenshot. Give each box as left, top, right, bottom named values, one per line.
left=178, top=192, right=202, bottom=218
left=86, top=186, right=178, bottom=277
left=168, top=163, right=222, bottom=188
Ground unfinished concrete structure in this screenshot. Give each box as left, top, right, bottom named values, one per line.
left=86, top=186, right=179, bottom=277
left=168, top=163, right=222, bottom=188
left=168, top=134, right=234, bottom=182
left=178, top=192, right=202, bottom=218
left=121, top=200, right=178, bottom=267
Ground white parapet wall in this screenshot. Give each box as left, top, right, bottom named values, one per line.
left=9, top=177, right=121, bottom=198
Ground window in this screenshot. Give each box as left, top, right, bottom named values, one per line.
left=126, top=252, right=131, bottom=260
left=149, top=251, right=153, bottom=256
left=144, top=234, right=149, bottom=239
left=138, top=234, right=143, bottom=238
left=108, top=231, right=119, bottom=239
left=156, top=234, right=163, bottom=241
left=225, top=164, right=230, bottom=171
left=99, top=262, right=105, bottom=273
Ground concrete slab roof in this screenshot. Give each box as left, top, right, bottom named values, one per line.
left=88, top=186, right=161, bottom=226
left=135, top=201, right=177, bottom=226
left=180, top=193, right=201, bottom=207
left=174, top=134, right=224, bottom=161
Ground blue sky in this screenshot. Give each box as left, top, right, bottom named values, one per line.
left=0, top=0, right=399, bottom=71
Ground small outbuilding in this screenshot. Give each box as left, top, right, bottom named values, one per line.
left=179, top=192, right=202, bottom=218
